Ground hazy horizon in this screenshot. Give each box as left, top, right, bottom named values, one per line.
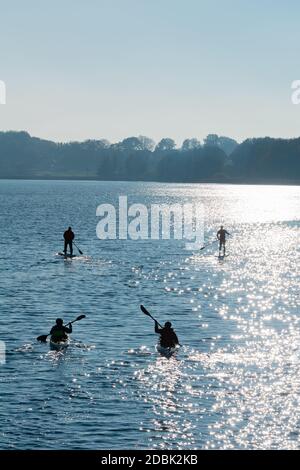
left=1, top=0, right=300, bottom=143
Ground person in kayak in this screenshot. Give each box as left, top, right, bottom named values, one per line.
left=155, top=321, right=179, bottom=348
left=50, top=318, right=72, bottom=343
left=63, top=226, right=75, bottom=256
left=217, top=225, right=230, bottom=255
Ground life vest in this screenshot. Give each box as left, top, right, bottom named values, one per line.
left=160, top=329, right=177, bottom=348
left=51, top=326, right=68, bottom=341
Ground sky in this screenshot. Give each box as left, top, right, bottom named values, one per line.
left=0, top=0, right=300, bottom=145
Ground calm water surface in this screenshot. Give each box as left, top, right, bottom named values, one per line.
left=0, top=180, right=299, bottom=449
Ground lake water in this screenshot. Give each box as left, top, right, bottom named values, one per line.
left=0, top=180, right=299, bottom=450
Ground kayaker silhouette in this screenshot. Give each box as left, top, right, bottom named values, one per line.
left=50, top=318, right=72, bottom=342
left=155, top=320, right=179, bottom=348
left=63, top=226, right=75, bottom=256
left=216, top=225, right=230, bottom=256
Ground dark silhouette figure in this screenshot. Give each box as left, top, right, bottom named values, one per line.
left=217, top=225, right=230, bottom=255
left=64, top=226, right=75, bottom=255
left=155, top=321, right=179, bottom=348
left=50, top=318, right=72, bottom=343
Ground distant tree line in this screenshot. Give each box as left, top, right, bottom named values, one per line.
left=0, top=131, right=299, bottom=183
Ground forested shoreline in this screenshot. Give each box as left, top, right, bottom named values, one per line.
left=0, top=131, right=299, bottom=184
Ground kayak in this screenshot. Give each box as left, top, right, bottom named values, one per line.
left=49, top=337, right=70, bottom=351
left=156, top=343, right=179, bottom=358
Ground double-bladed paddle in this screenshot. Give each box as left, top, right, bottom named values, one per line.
left=37, top=314, right=86, bottom=343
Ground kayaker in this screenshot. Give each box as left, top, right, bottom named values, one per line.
left=216, top=225, right=230, bottom=255
left=50, top=318, right=72, bottom=343
left=155, top=321, right=179, bottom=348
left=63, top=226, right=75, bottom=256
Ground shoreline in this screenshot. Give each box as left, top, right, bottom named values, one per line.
left=0, top=177, right=299, bottom=186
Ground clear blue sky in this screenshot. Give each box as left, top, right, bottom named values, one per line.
left=0, top=0, right=300, bottom=145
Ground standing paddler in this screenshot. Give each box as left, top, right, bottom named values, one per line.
left=63, top=226, right=75, bottom=256
left=216, top=225, right=230, bottom=256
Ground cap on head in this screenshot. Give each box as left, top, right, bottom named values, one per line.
left=68, top=226, right=72, bottom=230
left=165, top=321, right=172, bottom=328
left=56, top=318, right=63, bottom=326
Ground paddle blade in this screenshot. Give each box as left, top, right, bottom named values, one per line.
left=74, top=243, right=83, bottom=255
left=140, top=305, right=150, bottom=316
left=74, top=314, right=86, bottom=322
left=37, top=334, right=48, bottom=343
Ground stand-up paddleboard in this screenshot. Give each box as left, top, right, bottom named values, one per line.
left=216, top=254, right=229, bottom=259
left=57, top=252, right=77, bottom=259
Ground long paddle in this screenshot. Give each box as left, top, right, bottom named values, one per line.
left=140, top=305, right=163, bottom=328
left=37, top=314, right=86, bottom=343
left=73, top=242, right=83, bottom=255
left=200, top=239, right=218, bottom=251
